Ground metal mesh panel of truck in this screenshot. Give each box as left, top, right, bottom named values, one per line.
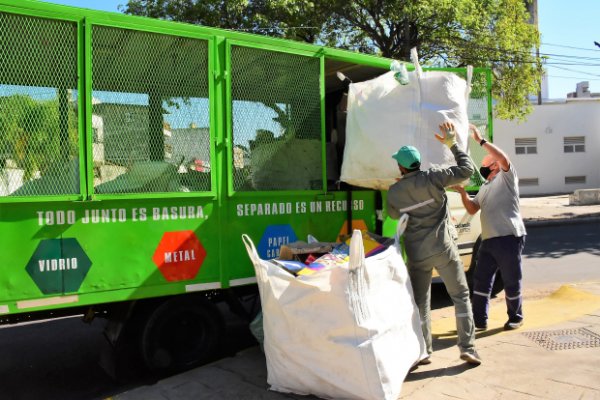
left=230, top=46, right=322, bottom=192
left=465, top=69, right=491, bottom=188
left=91, top=25, right=211, bottom=194
left=0, top=12, right=79, bottom=197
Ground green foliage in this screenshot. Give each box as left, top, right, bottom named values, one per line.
left=122, top=0, right=542, bottom=121
left=323, top=0, right=542, bottom=121
left=0, top=94, right=78, bottom=180
left=121, top=0, right=255, bottom=30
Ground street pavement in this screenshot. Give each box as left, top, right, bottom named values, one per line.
left=111, top=194, right=600, bottom=400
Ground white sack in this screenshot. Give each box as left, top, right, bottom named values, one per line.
left=340, top=65, right=471, bottom=190
left=242, top=217, right=427, bottom=400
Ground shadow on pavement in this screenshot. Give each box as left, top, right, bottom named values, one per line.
left=524, top=225, right=600, bottom=259
left=432, top=327, right=505, bottom=353
left=431, top=284, right=454, bottom=309
left=405, top=363, right=474, bottom=381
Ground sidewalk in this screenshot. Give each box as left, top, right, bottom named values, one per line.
left=112, top=195, right=600, bottom=400
left=401, top=282, right=600, bottom=400
left=519, top=194, right=600, bottom=226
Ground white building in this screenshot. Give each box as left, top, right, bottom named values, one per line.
left=493, top=94, right=600, bottom=195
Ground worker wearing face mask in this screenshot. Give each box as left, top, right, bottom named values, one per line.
left=453, top=124, right=527, bottom=332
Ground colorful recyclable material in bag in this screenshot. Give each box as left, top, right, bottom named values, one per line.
left=274, top=233, right=390, bottom=276
left=341, top=230, right=387, bottom=257
left=298, top=248, right=349, bottom=276
left=272, top=259, right=309, bottom=275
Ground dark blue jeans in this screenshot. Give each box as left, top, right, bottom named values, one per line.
left=472, top=235, right=526, bottom=326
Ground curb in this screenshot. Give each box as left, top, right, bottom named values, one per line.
left=524, top=215, right=600, bottom=228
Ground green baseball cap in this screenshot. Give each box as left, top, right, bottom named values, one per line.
left=392, top=146, right=421, bottom=168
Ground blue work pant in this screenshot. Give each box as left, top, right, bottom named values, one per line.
left=472, top=235, right=526, bottom=326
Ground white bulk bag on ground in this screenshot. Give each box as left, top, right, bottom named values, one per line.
left=242, top=217, right=426, bottom=400
left=340, top=50, right=472, bottom=190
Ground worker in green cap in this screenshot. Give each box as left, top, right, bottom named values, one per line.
left=387, top=121, right=481, bottom=366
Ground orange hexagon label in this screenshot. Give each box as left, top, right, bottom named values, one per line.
left=337, top=219, right=369, bottom=242
left=152, top=231, right=206, bottom=282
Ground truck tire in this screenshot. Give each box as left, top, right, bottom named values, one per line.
left=466, top=237, right=504, bottom=298
left=139, top=295, right=224, bottom=373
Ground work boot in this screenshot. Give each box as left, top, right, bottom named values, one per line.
left=460, top=350, right=482, bottom=366
left=504, top=319, right=524, bottom=330
left=409, top=356, right=432, bottom=372
left=418, top=356, right=432, bottom=365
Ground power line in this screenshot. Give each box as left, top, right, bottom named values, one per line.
left=545, top=62, right=600, bottom=66
left=448, top=46, right=600, bottom=67
left=541, top=53, right=600, bottom=62
left=222, top=24, right=600, bottom=62
left=547, top=75, right=600, bottom=81
left=433, top=36, right=600, bottom=65
left=226, top=26, right=600, bottom=66
left=548, top=65, right=600, bottom=78
left=542, top=42, right=600, bottom=52
left=221, top=27, right=600, bottom=70
left=230, top=26, right=320, bottom=32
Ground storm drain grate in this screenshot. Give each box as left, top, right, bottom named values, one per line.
left=523, top=328, right=600, bottom=350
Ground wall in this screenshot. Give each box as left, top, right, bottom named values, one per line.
left=494, top=100, right=600, bottom=195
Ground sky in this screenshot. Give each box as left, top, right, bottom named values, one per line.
left=538, top=0, right=600, bottom=98
left=39, top=0, right=600, bottom=100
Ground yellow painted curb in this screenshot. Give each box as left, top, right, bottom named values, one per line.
left=432, top=285, right=600, bottom=337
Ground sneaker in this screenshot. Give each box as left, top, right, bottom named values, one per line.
left=460, top=350, right=482, bottom=366
left=475, top=323, right=487, bottom=332
left=409, top=356, right=431, bottom=372
left=504, top=320, right=523, bottom=330
left=418, top=357, right=432, bottom=365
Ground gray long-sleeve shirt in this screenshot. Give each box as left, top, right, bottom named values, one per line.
left=387, top=145, right=474, bottom=265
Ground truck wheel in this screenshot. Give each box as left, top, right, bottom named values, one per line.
left=466, top=237, right=504, bottom=298
left=139, top=295, right=224, bottom=373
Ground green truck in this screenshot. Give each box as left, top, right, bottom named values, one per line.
left=0, top=0, right=493, bottom=374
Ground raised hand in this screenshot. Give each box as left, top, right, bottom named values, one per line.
left=469, top=124, right=483, bottom=143
left=435, top=122, right=458, bottom=148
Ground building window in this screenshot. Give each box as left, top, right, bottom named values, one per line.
left=565, top=176, right=586, bottom=184
left=563, top=136, right=585, bottom=153
left=519, top=178, right=539, bottom=186
left=515, top=138, right=537, bottom=154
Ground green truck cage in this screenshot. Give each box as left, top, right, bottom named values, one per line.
left=0, top=0, right=493, bottom=372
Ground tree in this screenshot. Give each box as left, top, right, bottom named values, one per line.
left=120, top=0, right=330, bottom=42
left=120, top=0, right=254, bottom=30
left=122, top=0, right=541, bottom=121
left=317, top=0, right=542, bottom=121
left=0, top=95, right=78, bottom=181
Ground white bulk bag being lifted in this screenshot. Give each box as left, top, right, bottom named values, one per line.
left=340, top=49, right=472, bottom=190
left=242, top=216, right=427, bottom=400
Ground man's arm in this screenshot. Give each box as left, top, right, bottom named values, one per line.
left=449, top=144, right=475, bottom=180
left=433, top=122, right=475, bottom=187
left=470, top=124, right=510, bottom=172
left=452, top=185, right=480, bottom=215
left=386, top=191, right=401, bottom=220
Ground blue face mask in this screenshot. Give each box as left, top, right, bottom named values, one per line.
left=479, top=166, right=492, bottom=179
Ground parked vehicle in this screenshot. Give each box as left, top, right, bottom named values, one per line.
left=0, top=0, right=493, bottom=374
